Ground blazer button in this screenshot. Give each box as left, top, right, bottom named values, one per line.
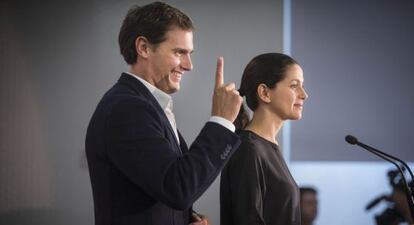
left=220, top=144, right=232, bottom=160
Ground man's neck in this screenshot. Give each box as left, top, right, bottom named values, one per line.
left=129, top=63, right=155, bottom=86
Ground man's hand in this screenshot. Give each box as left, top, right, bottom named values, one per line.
left=211, top=57, right=243, bottom=122
left=189, top=212, right=209, bottom=225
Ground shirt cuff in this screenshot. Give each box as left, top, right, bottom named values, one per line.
left=209, top=116, right=235, bottom=132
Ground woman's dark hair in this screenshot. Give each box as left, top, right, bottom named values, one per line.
left=118, top=2, right=194, bottom=65
left=234, top=53, right=298, bottom=129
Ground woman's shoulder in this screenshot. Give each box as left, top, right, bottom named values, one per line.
left=239, top=130, right=276, bottom=148
left=234, top=130, right=272, bottom=158
left=225, top=130, right=270, bottom=173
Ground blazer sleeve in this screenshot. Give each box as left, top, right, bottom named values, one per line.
left=105, top=97, right=240, bottom=210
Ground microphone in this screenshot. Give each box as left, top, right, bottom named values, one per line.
left=345, top=135, right=414, bottom=183
left=345, top=135, right=358, bottom=145
left=345, top=134, right=414, bottom=219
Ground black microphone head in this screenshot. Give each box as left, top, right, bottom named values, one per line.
left=345, top=135, right=358, bottom=145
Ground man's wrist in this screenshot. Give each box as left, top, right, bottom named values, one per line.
left=208, top=116, right=235, bottom=132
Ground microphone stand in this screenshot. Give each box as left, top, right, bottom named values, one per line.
left=346, top=136, right=414, bottom=221
left=360, top=142, right=414, bottom=191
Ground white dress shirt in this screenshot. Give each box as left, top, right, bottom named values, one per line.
left=125, top=72, right=235, bottom=143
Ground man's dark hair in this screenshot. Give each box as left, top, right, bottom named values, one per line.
left=300, top=186, right=318, bottom=197
left=118, top=1, right=194, bottom=65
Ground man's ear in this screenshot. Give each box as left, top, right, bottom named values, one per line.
left=135, top=36, right=151, bottom=59
left=257, top=84, right=271, bottom=103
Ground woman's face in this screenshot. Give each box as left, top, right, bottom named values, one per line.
left=267, top=64, right=308, bottom=120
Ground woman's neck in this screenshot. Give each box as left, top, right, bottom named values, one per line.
left=245, top=107, right=284, bottom=145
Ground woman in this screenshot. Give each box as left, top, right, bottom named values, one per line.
left=220, top=53, right=308, bottom=225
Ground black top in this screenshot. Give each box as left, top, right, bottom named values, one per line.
left=220, top=130, right=301, bottom=225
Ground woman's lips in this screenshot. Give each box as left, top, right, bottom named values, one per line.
left=294, top=103, right=303, bottom=108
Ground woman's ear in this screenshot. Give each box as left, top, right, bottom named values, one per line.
left=257, top=84, right=271, bottom=103
left=135, top=36, right=151, bottom=59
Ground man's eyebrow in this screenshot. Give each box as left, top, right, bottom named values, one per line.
left=173, top=48, right=194, bottom=54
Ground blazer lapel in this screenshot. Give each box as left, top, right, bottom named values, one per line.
left=118, top=73, right=182, bottom=154
left=178, top=131, right=188, bottom=153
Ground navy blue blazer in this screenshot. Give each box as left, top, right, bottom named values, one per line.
left=86, top=73, right=240, bottom=225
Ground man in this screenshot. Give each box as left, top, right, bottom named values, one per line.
left=385, top=182, right=414, bottom=225
left=85, top=2, right=242, bottom=225
left=300, top=187, right=318, bottom=225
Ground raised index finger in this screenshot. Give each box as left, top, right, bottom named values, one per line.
left=215, top=56, right=224, bottom=89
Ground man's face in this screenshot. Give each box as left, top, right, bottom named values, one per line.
left=300, top=192, right=318, bottom=223
left=147, top=28, right=193, bottom=94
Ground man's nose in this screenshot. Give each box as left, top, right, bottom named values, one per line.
left=181, top=54, right=193, bottom=71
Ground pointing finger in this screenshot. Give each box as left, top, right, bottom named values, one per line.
left=215, top=56, right=224, bottom=89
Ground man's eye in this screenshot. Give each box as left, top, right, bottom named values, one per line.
left=175, top=50, right=185, bottom=56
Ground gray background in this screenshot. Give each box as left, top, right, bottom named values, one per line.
left=0, top=0, right=282, bottom=225
left=290, top=0, right=414, bottom=161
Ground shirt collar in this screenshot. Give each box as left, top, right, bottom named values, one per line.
left=125, top=72, right=173, bottom=111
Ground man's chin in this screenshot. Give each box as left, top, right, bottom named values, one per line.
left=167, top=85, right=180, bottom=94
